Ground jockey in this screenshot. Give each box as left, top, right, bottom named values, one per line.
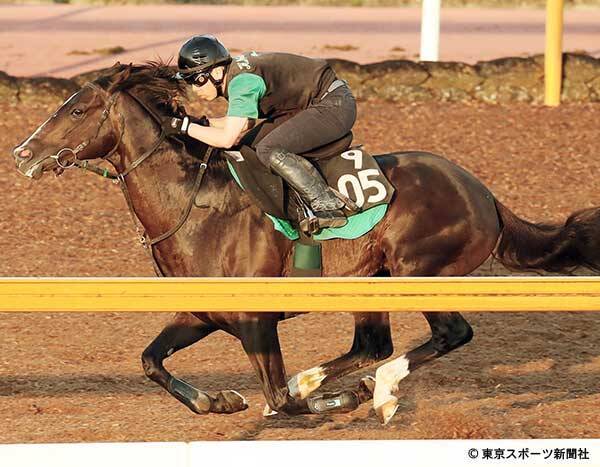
left=169, top=34, right=357, bottom=230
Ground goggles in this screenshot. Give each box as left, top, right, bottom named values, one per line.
left=174, top=70, right=210, bottom=86
left=189, top=72, right=212, bottom=86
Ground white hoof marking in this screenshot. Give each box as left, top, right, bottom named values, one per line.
left=287, top=366, right=326, bottom=400
left=373, top=355, right=410, bottom=424
left=375, top=395, right=399, bottom=425
left=263, top=404, right=278, bottom=417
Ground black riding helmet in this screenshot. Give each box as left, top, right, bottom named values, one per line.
left=174, top=35, right=231, bottom=92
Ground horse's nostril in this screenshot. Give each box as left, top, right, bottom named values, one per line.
left=14, top=147, right=33, bottom=161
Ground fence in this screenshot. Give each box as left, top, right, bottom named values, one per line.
left=1, top=277, right=600, bottom=313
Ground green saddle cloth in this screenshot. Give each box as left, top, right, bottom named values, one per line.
left=266, top=205, right=387, bottom=241
left=227, top=161, right=388, bottom=241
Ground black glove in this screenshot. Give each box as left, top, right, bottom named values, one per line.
left=164, top=116, right=190, bottom=137
left=163, top=115, right=210, bottom=137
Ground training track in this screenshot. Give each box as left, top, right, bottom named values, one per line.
left=1, top=95, right=600, bottom=440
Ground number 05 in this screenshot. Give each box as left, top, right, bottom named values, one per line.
left=338, top=169, right=387, bottom=208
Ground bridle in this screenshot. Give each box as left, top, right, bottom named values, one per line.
left=50, top=82, right=123, bottom=173
left=55, top=81, right=213, bottom=276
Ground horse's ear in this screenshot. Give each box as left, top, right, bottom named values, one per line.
left=116, top=66, right=132, bottom=84
left=107, top=65, right=132, bottom=92
left=107, top=61, right=122, bottom=72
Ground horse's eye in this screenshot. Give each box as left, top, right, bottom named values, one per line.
left=71, top=108, right=84, bottom=118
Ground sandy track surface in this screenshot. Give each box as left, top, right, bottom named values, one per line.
left=1, top=97, right=599, bottom=441
left=1, top=5, right=600, bottom=78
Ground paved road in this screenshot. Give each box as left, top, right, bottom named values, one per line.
left=1, top=4, right=599, bottom=77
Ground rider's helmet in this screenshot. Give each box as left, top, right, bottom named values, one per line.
left=174, top=35, right=232, bottom=85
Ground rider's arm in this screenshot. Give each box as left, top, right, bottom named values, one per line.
left=186, top=117, right=248, bottom=148
left=171, top=73, right=265, bottom=148
left=206, top=116, right=255, bottom=132
left=209, top=117, right=227, bottom=128
left=206, top=116, right=227, bottom=128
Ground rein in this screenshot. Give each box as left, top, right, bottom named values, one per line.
left=64, top=81, right=213, bottom=276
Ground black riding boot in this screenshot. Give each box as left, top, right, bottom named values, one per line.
left=269, top=150, right=347, bottom=231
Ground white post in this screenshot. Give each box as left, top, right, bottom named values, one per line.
left=420, top=0, right=441, bottom=61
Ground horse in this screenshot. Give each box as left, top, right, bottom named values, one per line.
left=11, top=62, right=600, bottom=424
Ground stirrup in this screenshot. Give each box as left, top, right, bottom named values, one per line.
left=315, top=210, right=348, bottom=229
left=300, top=210, right=347, bottom=234
left=299, top=213, right=321, bottom=235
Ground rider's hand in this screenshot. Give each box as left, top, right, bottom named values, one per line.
left=164, top=115, right=209, bottom=137
left=164, top=116, right=191, bottom=136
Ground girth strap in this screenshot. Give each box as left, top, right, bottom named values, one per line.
left=290, top=232, right=322, bottom=277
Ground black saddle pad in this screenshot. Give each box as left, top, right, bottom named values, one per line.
left=217, top=144, right=394, bottom=224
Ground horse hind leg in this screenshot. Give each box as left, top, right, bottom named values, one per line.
left=239, top=316, right=374, bottom=417
left=373, top=312, right=473, bottom=424
left=262, top=312, right=393, bottom=416
left=285, top=312, right=392, bottom=399
left=141, top=312, right=248, bottom=415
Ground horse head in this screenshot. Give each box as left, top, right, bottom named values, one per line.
left=12, top=62, right=189, bottom=180
left=12, top=83, right=123, bottom=180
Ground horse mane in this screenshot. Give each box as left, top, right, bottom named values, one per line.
left=95, top=60, right=187, bottom=116
left=94, top=60, right=232, bottom=187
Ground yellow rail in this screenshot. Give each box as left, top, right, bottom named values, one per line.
left=544, top=0, right=564, bottom=106
left=1, top=277, right=599, bottom=313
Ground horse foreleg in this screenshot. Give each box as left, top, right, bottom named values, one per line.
left=373, top=312, right=473, bottom=425
left=285, top=312, right=393, bottom=401
left=141, top=312, right=248, bottom=415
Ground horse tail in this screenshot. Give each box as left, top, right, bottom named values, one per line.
left=493, top=199, right=600, bottom=274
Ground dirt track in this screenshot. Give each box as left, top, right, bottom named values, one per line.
left=1, top=97, right=600, bottom=441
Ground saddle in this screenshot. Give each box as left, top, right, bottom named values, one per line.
left=205, top=122, right=394, bottom=234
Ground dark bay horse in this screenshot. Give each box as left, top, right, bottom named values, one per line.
left=11, top=63, right=600, bottom=424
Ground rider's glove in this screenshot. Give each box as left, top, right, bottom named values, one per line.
left=165, top=116, right=191, bottom=136
left=164, top=115, right=209, bottom=137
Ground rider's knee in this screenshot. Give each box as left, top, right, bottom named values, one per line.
left=256, top=143, right=286, bottom=168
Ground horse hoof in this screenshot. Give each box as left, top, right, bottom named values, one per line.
left=358, top=376, right=376, bottom=403
left=263, top=404, right=278, bottom=417
left=374, top=395, right=399, bottom=425
left=212, top=389, right=248, bottom=414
